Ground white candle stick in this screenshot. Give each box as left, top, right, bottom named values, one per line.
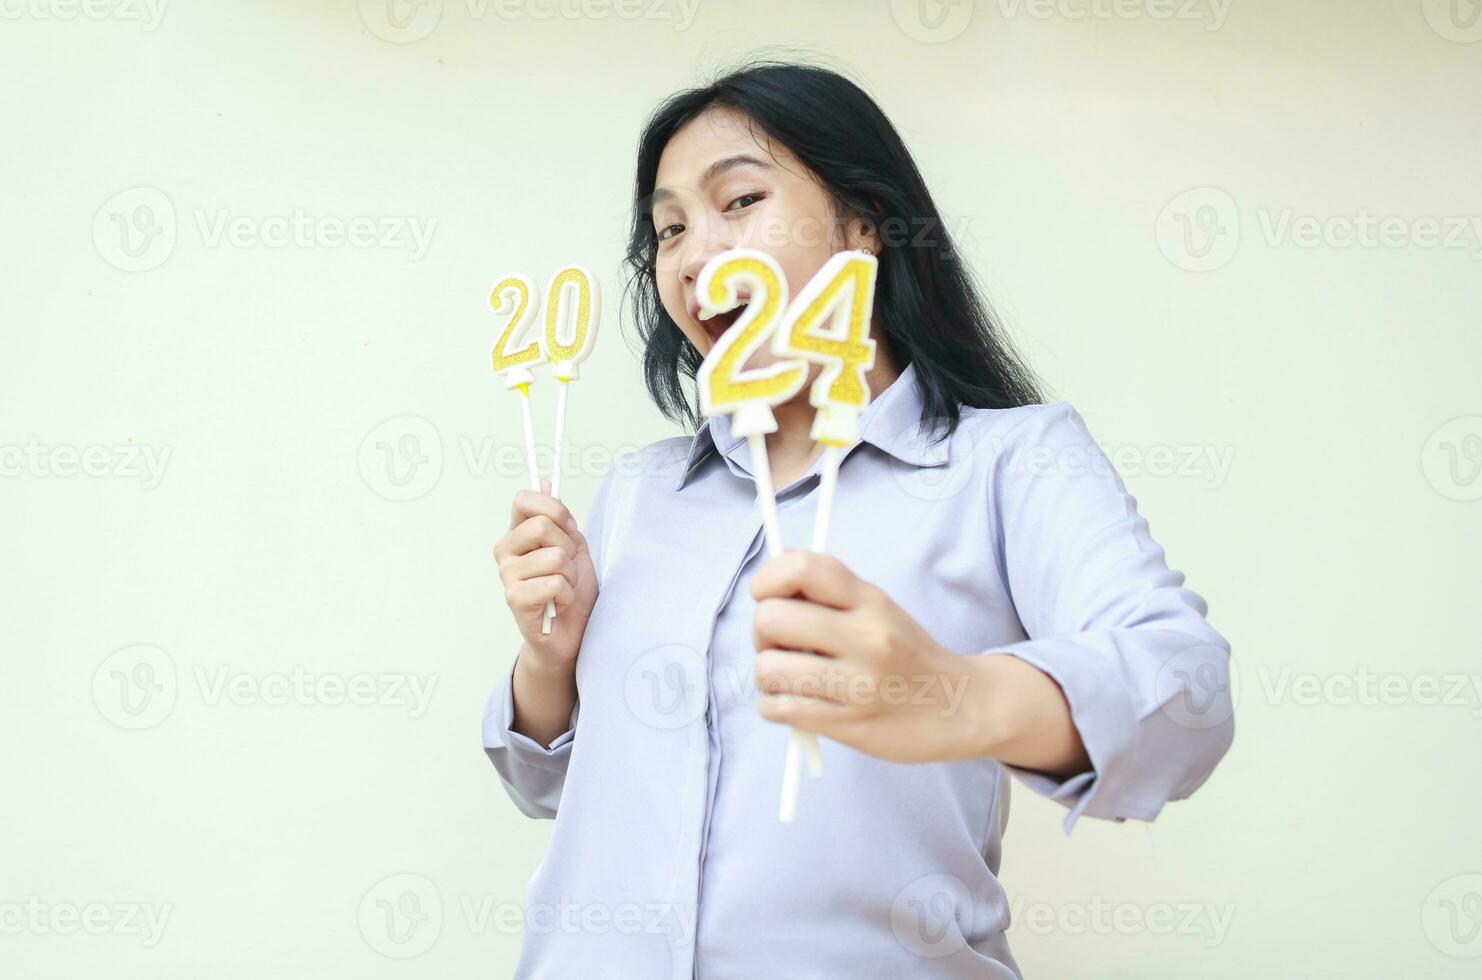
left=550, top=379, right=570, bottom=500
left=490, top=274, right=555, bottom=633
left=694, top=248, right=825, bottom=824
left=541, top=266, right=600, bottom=635
left=541, top=378, right=569, bottom=634
left=774, top=249, right=882, bottom=795
left=518, top=387, right=541, bottom=493
left=748, top=413, right=826, bottom=822
left=811, top=442, right=842, bottom=553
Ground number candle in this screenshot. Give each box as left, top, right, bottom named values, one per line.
left=695, top=248, right=825, bottom=824
left=773, top=248, right=879, bottom=553
left=540, top=266, right=601, bottom=634
left=489, top=274, right=547, bottom=500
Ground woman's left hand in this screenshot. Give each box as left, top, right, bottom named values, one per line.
left=750, top=549, right=984, bottom=764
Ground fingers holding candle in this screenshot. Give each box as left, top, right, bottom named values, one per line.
left=750, top=548, right=874, bottom=611
left=501, top=487, right=578, bottom=560
left=755, top=649, right=853, bottom=708
left=507, top=480, right=577, bottom=538
left=752, top=550, right=975, bottom=766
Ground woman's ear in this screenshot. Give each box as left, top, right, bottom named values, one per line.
left=845, top=217, right=881, bottom=254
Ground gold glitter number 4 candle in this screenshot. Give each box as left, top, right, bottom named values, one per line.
left=695, top=248, right=827, bottom=824
left=768, top=248, right=880, bottom=823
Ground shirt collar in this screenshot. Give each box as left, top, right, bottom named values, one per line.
left=672, top=360, right=951, bottom=491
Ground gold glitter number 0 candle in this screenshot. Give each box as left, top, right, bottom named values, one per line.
left=489, top=266, right=602, bottom=636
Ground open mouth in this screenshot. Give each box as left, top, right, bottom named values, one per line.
left=698, top=300, right=748, bottom=344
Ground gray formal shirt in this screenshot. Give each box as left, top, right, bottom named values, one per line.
left=483, top=360, right=1234, bottom=978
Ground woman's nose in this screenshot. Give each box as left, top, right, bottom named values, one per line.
left=680, top=219, right=737, bottom=286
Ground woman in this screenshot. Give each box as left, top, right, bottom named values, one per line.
left=485, top=61, right=1234, bottom=979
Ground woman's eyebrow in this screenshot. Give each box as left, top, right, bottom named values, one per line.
left=652, top=154, right=774, bottom=206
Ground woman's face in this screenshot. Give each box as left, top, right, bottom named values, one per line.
left=650, top=107, right=869, bottom=373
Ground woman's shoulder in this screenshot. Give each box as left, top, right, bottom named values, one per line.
left=954, top=399, right=1094, bottom=450
left=605, top=433, right=696, bottom=488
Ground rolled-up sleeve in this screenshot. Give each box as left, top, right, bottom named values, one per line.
left=988, top=402, right=1235, bottom=833
left=482, top=657, right=579, bottom=819
left=482, top=466, right=619, bottom=820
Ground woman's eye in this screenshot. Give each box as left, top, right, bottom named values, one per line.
left=725, top=193, right=763, bottom=212
left=657, top=223, right=684, bottom=242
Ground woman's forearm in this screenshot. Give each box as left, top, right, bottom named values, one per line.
left=962, top=652, right=1091, bottom=778
left=510, top=644, right=578, bottom=749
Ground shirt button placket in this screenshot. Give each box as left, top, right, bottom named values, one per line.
left=688, top=517, right=766, bottom=980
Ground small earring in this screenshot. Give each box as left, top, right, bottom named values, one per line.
left=861, top=247, right=874, bottom=256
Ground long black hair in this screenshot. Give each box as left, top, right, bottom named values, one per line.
left=623, top=59, right=1045, bottom=437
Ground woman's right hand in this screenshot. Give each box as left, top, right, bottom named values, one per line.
left=495, top=480, right=598, bottom=669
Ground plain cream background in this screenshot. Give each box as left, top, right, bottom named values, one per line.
left=2, top=1, right=1479, bottom=976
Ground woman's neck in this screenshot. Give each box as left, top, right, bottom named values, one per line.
left=765, top=336, right=899, bottom=489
